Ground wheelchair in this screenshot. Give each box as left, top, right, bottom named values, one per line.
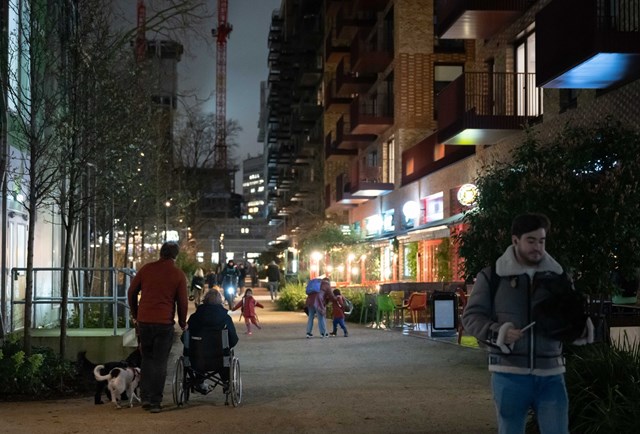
left=172, top=328, right=242, bottom=407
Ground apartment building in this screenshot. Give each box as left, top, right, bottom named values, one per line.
left=264, top=0, right=325, bottom=252
left=264, top=0, right=640, bottom=283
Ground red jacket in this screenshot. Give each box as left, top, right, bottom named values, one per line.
left=127, top=258, right=189, bottom=329
left=332, top=295, right=345, bottom=319
left=233, top=295, right=263, bottom=318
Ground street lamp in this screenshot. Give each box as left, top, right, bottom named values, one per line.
left=164, top=200, right=171, bottom=242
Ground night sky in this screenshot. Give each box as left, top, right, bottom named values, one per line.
left=112, top=0, right=282, bottom=189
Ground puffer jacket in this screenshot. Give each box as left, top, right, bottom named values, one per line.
left=462, top=245, right=566, bottom=376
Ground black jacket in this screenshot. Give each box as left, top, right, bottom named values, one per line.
left=187, top=303, right=239, bottom=348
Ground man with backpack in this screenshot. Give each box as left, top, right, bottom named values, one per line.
left=305, top=276, right=337, bottom=338
left=462, top=213, right=593, bottom=434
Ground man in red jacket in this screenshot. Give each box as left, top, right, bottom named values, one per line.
left=128, top=242, right=188, bottom=413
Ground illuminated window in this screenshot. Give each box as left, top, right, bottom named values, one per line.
left=434, top=143, right=445, bottom=161
left=406, top=158, right=414, bottom=176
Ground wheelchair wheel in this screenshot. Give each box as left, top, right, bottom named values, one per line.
left=229, top=356, right=242, bottom=406
left=172, top=357, right=190, bottom=406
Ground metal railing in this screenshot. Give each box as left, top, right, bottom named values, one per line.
left=9, top=267, right=134, bottom=336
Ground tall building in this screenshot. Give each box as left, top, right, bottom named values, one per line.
left=263, top=0, right=325, bottom=252
left=265, top=0, right=640, bottom=283
left=242, top=154, right=267, bottom=219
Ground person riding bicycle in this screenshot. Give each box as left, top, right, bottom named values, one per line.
left=219, top=260, right=240, bottom=305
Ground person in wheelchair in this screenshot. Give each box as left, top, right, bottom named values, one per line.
left=183, top=288, right=239, bottom=395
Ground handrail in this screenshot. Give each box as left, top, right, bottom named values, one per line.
left=9, top=267, right=134, bottom=336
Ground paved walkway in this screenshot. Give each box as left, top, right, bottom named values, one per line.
left=1, top=286, right=498, bottom=434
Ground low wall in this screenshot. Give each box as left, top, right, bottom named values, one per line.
left=30, top=329, right=136, bottom=362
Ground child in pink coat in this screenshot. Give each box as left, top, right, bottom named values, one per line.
left=232, top=288, right=264, bottom=335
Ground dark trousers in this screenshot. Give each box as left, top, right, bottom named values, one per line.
left=138, top=323, right=175, bottom=405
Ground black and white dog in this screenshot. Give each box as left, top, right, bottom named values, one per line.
left=76, top=349, right=141, bottom=405
left=93, top=364, right=142, bottom=408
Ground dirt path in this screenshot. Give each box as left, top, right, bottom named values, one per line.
left=0, top=288, right=497, bottom=434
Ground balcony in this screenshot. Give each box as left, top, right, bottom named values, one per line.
left=350, top=30, right=393, bottom=75
left=335, top=5, right=377, bottom=40
left=401, top=132, right=476, bottom=186
left=325, top=182, right=358, bottom=213
left=437, top=71, right=542, bottom=145
left=335, top=58, right=377, bottom=95
left=324, top=79, right=353, bottom=113
left=350, top=163, right=393, bottom=197
left=325, top=32, right=350, bottom=64
left=325, top=132, right=357, bottom=162
left=350, top=94, right=394, bottom=136
left=336, top=173, right=370, bottom=205
left=436, top=0, right=531, bottom=39
left=537, top=0, right=640, bottom=89
left=334, top=115, right=377, bottom=150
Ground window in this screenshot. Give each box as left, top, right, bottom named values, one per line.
left=515, top=25, right=542, bottom=116
left=434, top=65, right=463, bottom=119
left=434, top=143, right=445, bottom=161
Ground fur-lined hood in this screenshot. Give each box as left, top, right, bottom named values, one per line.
left=495, top=245, right=563, bottom=277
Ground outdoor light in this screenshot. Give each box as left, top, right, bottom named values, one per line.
left=311, top=251, right=323, bottom=261
left=402, top=200, right=420, bottom=220
left=457, top=183, right=478, bottom=207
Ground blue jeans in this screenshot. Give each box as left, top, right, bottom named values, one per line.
left=332, top=317, right=348, bottom=335
left=268, top=281, right=279, bottom=300
left=491, top=372, right=569, bottom=434
left=306, top=305, right=326, bottom=336
left=138, top=323, right=175, bottom=406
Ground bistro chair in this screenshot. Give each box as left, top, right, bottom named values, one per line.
left=359, top=293, right=378, bottom=325
left=389, top=290, right=408, bottom=327
left=407, top=292, right=428, bottom=330
left=375, top=293, right=395, bottom=329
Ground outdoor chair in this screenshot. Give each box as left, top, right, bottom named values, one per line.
left=407, top=292, right=428, bottom=329
left=388, top=290, right=408, bottom=327
left=375, top=293, right=395, bottom=329
left=359, top=293, right=378, bottom=325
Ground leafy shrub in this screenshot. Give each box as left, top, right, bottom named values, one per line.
left=67, top=303, right=126, bottom=328
left=276, top=283, right=307, bottom=311
left=0, top=336, right=78, bottom=399
left=564, top=339, right=640, bottom=433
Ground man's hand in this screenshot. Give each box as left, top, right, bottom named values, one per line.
left=504, top=328, right=523, bottom=344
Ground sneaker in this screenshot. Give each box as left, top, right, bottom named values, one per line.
left=247, top=331, right=252, bottom=335
left=306, top=333, right=313, bottom=338
left=328, top=332, right=336, bottom=337
left=194, top=383, right=211, bottom=395
left=344, top=333, right=349, bottom=337
left=149, top=405, right=162, bottom=413
left=321, top=333, right=329, bottom=338
left=142, top=401, right=151, bottom=410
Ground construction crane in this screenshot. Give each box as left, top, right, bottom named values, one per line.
left=212, top=0, right=233, bottom=170
left=135, top=0, right=147, bottom=63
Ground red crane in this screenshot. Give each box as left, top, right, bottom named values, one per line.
left=135, top=0, right=147, bottom=63
left=212, top=0, right=233, bottom=170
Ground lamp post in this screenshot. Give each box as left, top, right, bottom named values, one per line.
left=164, top=200, right=171, bottom=242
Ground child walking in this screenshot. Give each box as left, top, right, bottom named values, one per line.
left=329, top=289, right=349, bottom=337
left=232, top=288, right=264, bottom=335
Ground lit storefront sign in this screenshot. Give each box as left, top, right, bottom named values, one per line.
left=383, top=210, right=395, bottom=232
left=365, top=214, right=383, bottom=236
left=457, top=183, right=478, bottom=207
left=423, top=192, right=444, bottom=223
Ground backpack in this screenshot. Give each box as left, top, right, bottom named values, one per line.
left=342, top=297, right=353, bottom=315
left=481, top=266, right=588, bottom=344
left=305, top=278, right=322, bottom=295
